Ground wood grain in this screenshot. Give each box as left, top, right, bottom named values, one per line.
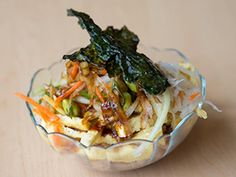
left=1, top=0, right=236, bottom=176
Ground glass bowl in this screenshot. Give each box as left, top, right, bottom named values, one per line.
left=26, top=46, right=206, bottom=171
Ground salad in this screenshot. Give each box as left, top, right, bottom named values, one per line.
left=16, top=9, right=208, bottom=150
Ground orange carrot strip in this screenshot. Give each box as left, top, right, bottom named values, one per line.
left=33, top=108, right=63, bottom=146
left=51, top=122, right=63, bottom=132
left=95, top=87, right=105, bottom=103
left=33, top=108, right=50, bottom=123
left=33, top=108, right=62, bottom=133
left=55, top=80, right=84, bottom=105
left=47, top=121, right=63, bottom=146
left=70, top=62, right=79, bottom=80
left=189, top=92, right=200, bottom=101
left=100, top=68, right=107, bottom=75
left=15, top=93, right=59, bottom=122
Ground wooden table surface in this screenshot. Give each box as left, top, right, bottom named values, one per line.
left=1, top=0, right=236, bottom=176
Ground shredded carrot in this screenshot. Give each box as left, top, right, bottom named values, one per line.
left=33, top=108, right=62, bottom=146
left=15, top=93, right=59, bottom=122
left=55, top=80, right=84, bottom=105
left=51, top=122, right=63, bottom=132
left=95, top=87, right=105, bottom=103
left=33, top=108, right=50, bottom=123
left=48, top=121, right=63, bottom=146
left=17, top=93, right=63, bottom=147
left=189, top=92, right=200, bottom=101
left=33, top=108, right=62, bottom=130
left=33, top=107, right=62, bottom=146
left=100, top=68, right=107, bottom=75
left=70, top=62, right=79, bottom=80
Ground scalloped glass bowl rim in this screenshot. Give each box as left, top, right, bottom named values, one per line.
left=26, top=46, right=206, bottom=150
